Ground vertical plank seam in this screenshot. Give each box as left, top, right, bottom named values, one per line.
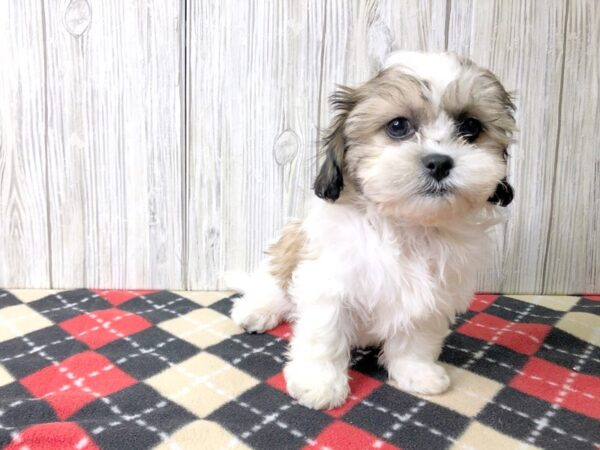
left=182, top=0, right=189, bottom=289
left=444, top=0, right=451, bottom=51
left=41, top=0, right=53, bottom=288
left=314, top=0, right=328, bottom=174
left=540, top=0, right=570, bottom=294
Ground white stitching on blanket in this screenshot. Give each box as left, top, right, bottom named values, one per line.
left=525, top=324, right=600, bottom=445
left=0, top=295, right=191, bottom=363
left=454, top=315, right=600, bottom=365
left=460, top=302, right=536, bottom=371
left=0, top=316, right=230, bottom=414
left=444, top=343, right=598, bottom=401
left=445, top=344, right=599, bottom=446
left=0, top=294, right=178, bottom=449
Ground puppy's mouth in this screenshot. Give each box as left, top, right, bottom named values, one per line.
left=421, top=183, right=453, bottom=197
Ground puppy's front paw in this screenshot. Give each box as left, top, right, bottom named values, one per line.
left=389, top=361, right=450, bottom=395
left=284, top=360, right=350, bottom=410
left=230, top=298, right=280, bottom=333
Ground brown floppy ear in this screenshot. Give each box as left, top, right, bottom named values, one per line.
left=314, top=86, right=356, bottom=201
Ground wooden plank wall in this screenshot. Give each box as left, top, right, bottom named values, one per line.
left=0, top=0, right=598, bottom=294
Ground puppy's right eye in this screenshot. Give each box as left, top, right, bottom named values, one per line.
left=386, top=117, right=414, bottom=139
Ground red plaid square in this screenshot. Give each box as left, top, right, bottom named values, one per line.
left=327, top=370, right=382, bottom=418
left=308, top=421, right=397, bottom=450
left=5, top=422, right=99, bottom=450
left=457, top=312, right=551, bottom=355
left=92, top=289, right=158, bottom=306
left=510, top=357, right=600, bottom=419
left=468, top=294, right=499, bottom=312
left=21, top=351, right=136, bottom=419
left=267, top=322, right=293, bottom=340
left=582, top=294, right=600, bottom=301
left=60, top=308, right=151, bottom=349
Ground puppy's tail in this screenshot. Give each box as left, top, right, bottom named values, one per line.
left=222, top=271, right=252, bottom=294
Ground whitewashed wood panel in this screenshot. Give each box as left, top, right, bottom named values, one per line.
left=544, top=0, right=600, bottom=294
left=448, top=0, right=567, bottom=293
left=44, top=0, right=183, bottom=289
left=0, top=2, right=50, bottom=288
left=187, top=0, right=325, bottom=289
left=1, top=0, right=598, bottom=293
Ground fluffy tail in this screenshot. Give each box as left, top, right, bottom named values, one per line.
left=222, top=271, right=253, bottom=294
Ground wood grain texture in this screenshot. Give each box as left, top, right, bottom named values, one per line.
left=44, top=0, right=183, bottom=288
left=0, top=2, right=50, bottom=288
left=1, top=0, right=598, bottom=293
left=187, top=0, right=325, bottom=289
left=448, top=0, right=567, bottom=293
left=544, top=0, right=600, bottom=294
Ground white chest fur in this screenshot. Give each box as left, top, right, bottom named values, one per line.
left=293, top=198, right=491, bottom=342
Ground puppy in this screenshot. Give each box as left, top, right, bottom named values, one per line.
left=229, top=51, right=515, bottom=410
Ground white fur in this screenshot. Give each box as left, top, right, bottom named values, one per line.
left=231, top=200, right=500, bottom=409
left=384, top=50, right=462, bottom=103
left=230, top=51, right=509, bottom=410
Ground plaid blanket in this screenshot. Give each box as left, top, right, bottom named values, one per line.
left=0, top=289, right=598, bottom=450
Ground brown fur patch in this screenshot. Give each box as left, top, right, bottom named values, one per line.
left=442, top=64, right=516, bottom=151
left=267, top=221, right=306, bottom=290
left=345, top=68, right=433, bottom=144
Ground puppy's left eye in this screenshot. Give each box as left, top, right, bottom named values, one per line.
left=386, top=117, right=414, bottom=139
left=457, top=118, right=482, bottom=142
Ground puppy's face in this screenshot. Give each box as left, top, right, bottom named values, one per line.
left=315, top=52, right=516, bottom=224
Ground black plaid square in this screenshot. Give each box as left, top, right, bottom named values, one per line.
left=0, top=326, right=88, bottom=378
left=344, top=384, right=469, bottom=449
left=205, top=332, right=287, bottom=380
left=208, top=295, right=239, bottom=317
left=572, top=296, right=600, bottom=313
left=97, top=327, right=199, bottom=380
left=208, top=383, right=332, bottom=450
left=535, top=328, right=600, bottom=375
left=441, top=332, right=529, bottom=383
left=28, top=289, right=111, bottom=323
left=478, top=386, right=600, bottom=449
left=350, top=347, right=388, bottom=382
left=0, top=291, right=21, bottom=309
left=0, top=381, right=58, bottom=447
left=488, top=296, right=562, bottom=325
left=118, top=291, right=203, bottom=324
left=74, top=383, right=197, bottom=449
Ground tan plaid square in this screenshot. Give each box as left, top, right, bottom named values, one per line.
left=154, top=419, right=251, bottom=450
left=8, top=289, right=59, bottom=303
left=0, top=304, right=53, bottom=342
left=145, top=352, right=259, bottom=418
left=509, top=295, right=578, bottom=312
left=159, top=308, right=242, bottom=348
left=173, top=291, right=234, bottom=307
left=556, top=311, right=600, bottom=344
left=453, top=421, right=542, bottom=450
left=413, top=363, right=503, bottom=417
left=0, top=364, right=14, bottom=387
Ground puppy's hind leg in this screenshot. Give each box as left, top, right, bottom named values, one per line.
left=227, top=265, right=291, bottom=333
left=227, top=221, right=305, bottom=333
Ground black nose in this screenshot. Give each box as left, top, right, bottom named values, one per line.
left=422, top=153, right=454, bottom=181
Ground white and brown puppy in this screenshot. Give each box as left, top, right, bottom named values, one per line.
left=229, top=51, right=515, bottom=410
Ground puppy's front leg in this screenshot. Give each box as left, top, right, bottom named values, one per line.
left=381, top=319, right=450, bottom=395
left=284, top=302, right=351, bottom=410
